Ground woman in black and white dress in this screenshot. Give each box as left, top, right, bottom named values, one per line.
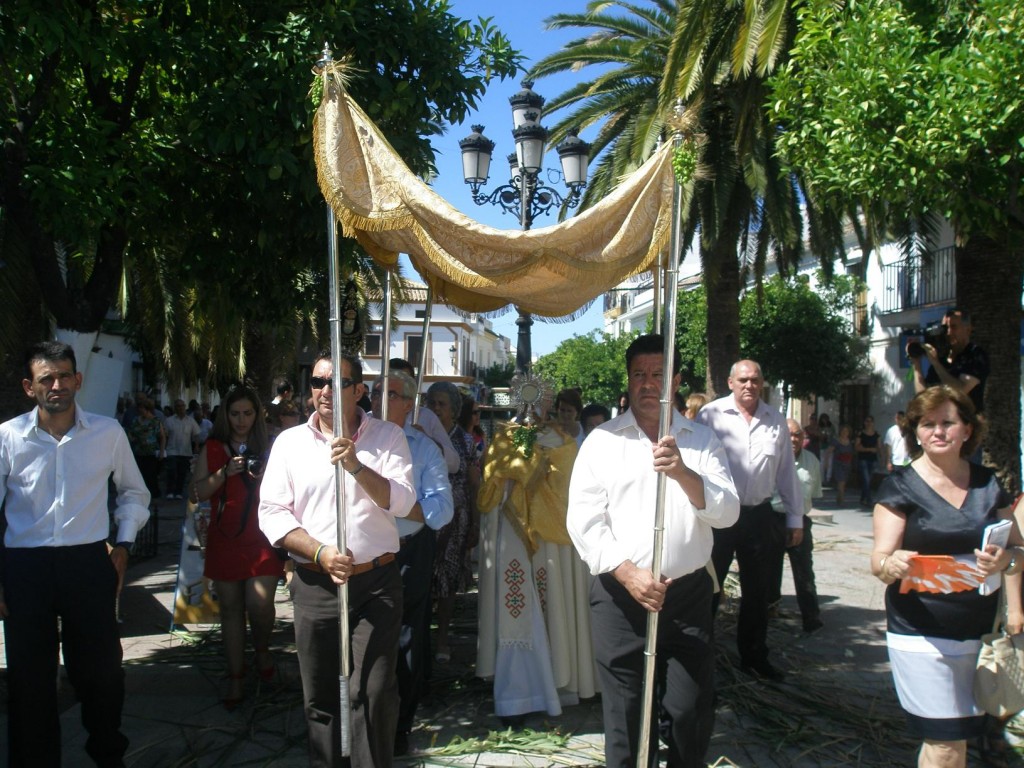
left=872, top=385, right=1022, bottom=767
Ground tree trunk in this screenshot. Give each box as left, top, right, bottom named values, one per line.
left=704, top=246, right=742, bottom=398
left=956, top=234, right=1022, bottom=494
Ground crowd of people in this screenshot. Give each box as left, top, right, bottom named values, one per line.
left=2, top=306, right=1016, bottom=768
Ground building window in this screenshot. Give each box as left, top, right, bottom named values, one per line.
left=364, top=333, right=381, bottom=358
left=415, top=310, right=426, bottom=319
left=406, top=335, right=428, bottom=373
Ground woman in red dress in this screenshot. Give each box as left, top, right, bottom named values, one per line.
left=192, top=385, right=282, bottom=708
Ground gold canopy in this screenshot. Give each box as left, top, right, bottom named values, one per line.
left=313, top=80, right=674, bottom=319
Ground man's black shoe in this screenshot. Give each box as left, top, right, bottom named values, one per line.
left=393, top=730, right=410, bottom=756
left=741, top=660, right=786, bottom=682
left=803, top=617, right=824, bottom=633
left=500, top=714, right=526, bottom=730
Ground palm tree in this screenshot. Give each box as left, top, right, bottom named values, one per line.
left=532, top=0, right=846, bottom=395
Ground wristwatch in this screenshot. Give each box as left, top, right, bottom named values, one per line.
left=1006, top=548, right=1018, bottom=573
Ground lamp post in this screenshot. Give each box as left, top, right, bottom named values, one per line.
left=449, top=343, right=458, bottom=373
left=459, top=79, right=590, bottom=374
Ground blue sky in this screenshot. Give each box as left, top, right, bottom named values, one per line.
left=399, top=0, right=609, bottom=358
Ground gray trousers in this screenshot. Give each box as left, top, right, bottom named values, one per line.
left=291, top=562, right=402, bottom=767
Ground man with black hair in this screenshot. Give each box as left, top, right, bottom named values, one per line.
left=912, top=307, right=989, bottom=414
left=259, top=351, right=415, bottom=767
left=568, top=333, right=738, bottom=768
left=580, top=402, right=611, bottom=436
left=271, top=378, right=293, bottom=406
left=1, top=341, right=150, bottom=768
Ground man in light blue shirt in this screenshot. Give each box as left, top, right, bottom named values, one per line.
left=1, top=341, right=150, bottom=768
left=371, top=370, right=453, bottom=755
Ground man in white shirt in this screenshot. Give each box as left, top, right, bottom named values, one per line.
left=370, top=370, right=453, bottom=756
left=884, top=411, right=911, bottom=472
left=259, top=352, right=415, bottom=767
left=164, top=398, right=199, bottom=498
left=768, top=419, right=824, bottom=633
left=1, top=341, right=150, bottom=768
left=696, top=359, right=803, bottom=682
left=568, top=334, right=738, bottom=768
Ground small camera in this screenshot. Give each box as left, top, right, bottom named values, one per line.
left=236, top=443, right=263, bottom=477
left=245, top=454, right=264, bottom=476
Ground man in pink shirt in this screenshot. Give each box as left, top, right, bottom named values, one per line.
left=259, top=352, right=415, bottom=767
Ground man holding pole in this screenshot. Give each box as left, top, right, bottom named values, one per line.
left=259, top=352, right=415, bottom=767
left=567, top=334, right=739, bottom=768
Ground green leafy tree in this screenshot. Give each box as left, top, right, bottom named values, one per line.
left=768, top=0, right=1023, bottom=490
left=534, top=331, right=637, bottom=408
left=0, top=1, right=521, bottom=394
left=667, top=275, right=868, bottom=403
left=665, top=285, right=709, bottom=395
left=740, top=274, right=869, bottom=402
left=481, top=359, right=516, bottom=389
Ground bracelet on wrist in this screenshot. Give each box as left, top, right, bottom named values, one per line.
left=313, top=544, right=325, bottom=566
left=879, top=555, right=889, bottom=579
left=348, top=463, right=364, bottom=477
left=1005, top=548, right=1019, bottom=574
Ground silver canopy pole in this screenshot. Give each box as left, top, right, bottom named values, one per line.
left=636, top=107, right=686, bottom=768
left=381, top=271, right=394, bottom=422
left=317, top=42, right=353, bottom=758
left=412, top=285, right=433, bottom=420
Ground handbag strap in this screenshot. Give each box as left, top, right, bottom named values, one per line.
left=992, top=573, right=1007, bottom=634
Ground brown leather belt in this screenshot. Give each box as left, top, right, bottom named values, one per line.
left=297, top=551, right=396, bottom=577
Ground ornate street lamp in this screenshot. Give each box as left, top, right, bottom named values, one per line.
left=449, top=343, right=458, bottom=372
left=459, top=80, right=590, bottom=374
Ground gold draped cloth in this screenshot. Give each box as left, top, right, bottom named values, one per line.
left=313, top=81, right=675, bottom=318
left=478, top=424, right=578, bottom=557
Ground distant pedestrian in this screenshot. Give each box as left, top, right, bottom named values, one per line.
left=856, top=416, right=880, bottom=507
left=164, top=399, right=199, bottom=499
left=884, top=411, right=911, bottom=472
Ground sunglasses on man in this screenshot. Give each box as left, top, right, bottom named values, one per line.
left=310, top=376, right=354, bottom=390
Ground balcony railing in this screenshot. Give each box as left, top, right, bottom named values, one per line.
left=880, top=246, right=956, bottom=314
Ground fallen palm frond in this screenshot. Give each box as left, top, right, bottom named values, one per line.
left=713, top=600, right=921, bottom=766
left=431, top=727, right=570, bottom=755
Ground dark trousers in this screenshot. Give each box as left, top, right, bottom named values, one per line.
left=711, top=501, right=778, bottom=666
left=291, top=561, right=403, bottom=768
left=591, top=569, right=715, bottom=768
left=767, top=515, right=820, bottom=625
left=167, top=455, right=191, bottom=496
left=858, top=458, right=877, bottom=504
left=3, top=542, right=128, bottom=768
left=395, top=527, right=435, bottom=734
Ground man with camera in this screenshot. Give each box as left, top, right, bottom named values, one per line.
left=909, top=307, right=988, bottom=414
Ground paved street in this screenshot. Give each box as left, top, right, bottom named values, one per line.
left=0, top=487, right=1014, bottom=766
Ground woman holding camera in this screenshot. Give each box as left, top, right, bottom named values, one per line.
left=193, top=385, right=282, bottom=709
